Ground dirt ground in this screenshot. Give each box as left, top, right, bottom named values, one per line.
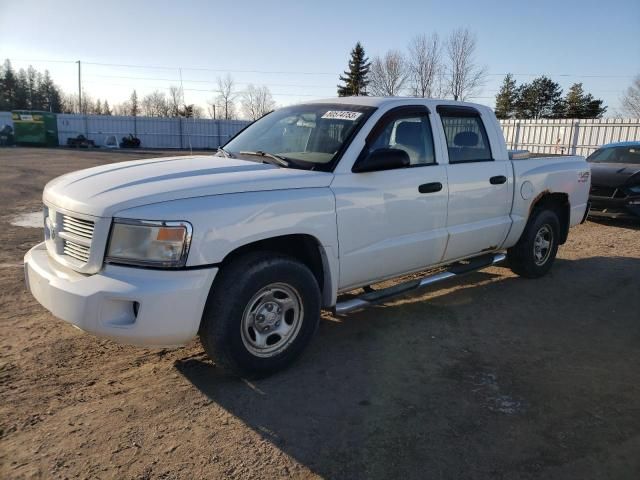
left=1, top=147, right=639, bottom=480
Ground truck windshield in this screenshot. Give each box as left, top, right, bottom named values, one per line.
left=223, top=103, right=375, bottom=171
left=587, top=146, right=640, bottom=164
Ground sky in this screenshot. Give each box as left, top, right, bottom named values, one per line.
left=1, top=0, right=638, bottom=115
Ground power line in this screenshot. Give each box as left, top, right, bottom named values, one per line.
left=10, top=57, right=637, bottom=79
left=82, top=80, right=324, bottom=97
left=83, top=74, right=335, bottom=90
left=83, top=61, right=337, bottom=76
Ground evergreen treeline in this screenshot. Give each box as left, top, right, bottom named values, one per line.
left=0, top=60, right=64, bottom=112
left=495, top=74, right=607, bottom=119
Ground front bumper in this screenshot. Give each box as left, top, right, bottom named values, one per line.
left=589, top=195, right=640, bottom=220
left=24, top=242, right=217, bottom=346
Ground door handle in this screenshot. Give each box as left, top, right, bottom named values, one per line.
left=418, top=182, right=443, bottom=194
left=490, top=175, right=507, bottom=185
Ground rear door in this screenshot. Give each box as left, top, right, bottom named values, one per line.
left=333, top=105, right=449, bottom=290
left=437, top=105, right=512, bottom=261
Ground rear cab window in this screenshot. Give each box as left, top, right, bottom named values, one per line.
left=437, top=106, right=493, bottom=164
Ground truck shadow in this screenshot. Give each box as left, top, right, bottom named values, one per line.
left=587, top=217, right=640, bottom=231
left=175, top=256, right=640, bottom=480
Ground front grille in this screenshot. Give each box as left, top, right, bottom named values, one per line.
left=63, top=239, right=91, bottom=262
left=60, top=214, right=95, bottom=264
left=43, top=204, right=104, bottom=273
left=62, top=215, right=95, bottom=239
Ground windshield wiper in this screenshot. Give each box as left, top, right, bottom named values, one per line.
left=239, top=150, right=290, bottom=167
left=216, top=146, right=234, bottom=158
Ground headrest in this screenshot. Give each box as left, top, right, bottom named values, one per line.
left=454, top=131, right=479, bottom=147
left=395, top=122, right=422, bottom=145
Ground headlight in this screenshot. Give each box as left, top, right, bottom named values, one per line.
left=627, top=185, right=640, bottom=194
left=106, top=219, right=192, bottom=268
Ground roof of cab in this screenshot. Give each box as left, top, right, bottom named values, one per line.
left=308, top=96, right=491, bottom=112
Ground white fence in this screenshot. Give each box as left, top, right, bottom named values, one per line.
left=500, top=118, right=640, bottom=157
left=57, top=114, right=250, bottom=149
left=1, top=112, right=250, bottom=149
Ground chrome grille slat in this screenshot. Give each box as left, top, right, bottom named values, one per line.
left=63, top=216, right=94, bottom=229
left=58, top=231, right=91, bottom=247
left=65, top=224, right=94, bottom=236
left=63, top=239, right=91, bottom=261
left=62, top=215, right=95, bottom=239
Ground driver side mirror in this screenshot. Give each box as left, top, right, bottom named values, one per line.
left=352, top=148, right=410, bottom=173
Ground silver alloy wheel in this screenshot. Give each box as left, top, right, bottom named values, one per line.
left=240, top=282, right=304, bottom=358
left=533, top=224, right=553, bottom=266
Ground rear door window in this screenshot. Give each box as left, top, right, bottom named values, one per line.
left=438, top=107, right=493, bottom=163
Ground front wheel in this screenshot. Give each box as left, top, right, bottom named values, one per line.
left=507, top=209, right=560, bottom=278
left=199, top=252, right=321, bottom=377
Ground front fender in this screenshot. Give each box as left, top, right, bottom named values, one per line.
left=115, top=188, right=340, bottom=305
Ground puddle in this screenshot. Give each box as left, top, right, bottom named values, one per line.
left=10, top=212, right=43, bottom=228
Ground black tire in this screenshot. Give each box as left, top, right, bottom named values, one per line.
left=507, top=208, right=560, bottom=278
left=199, top=252, right=321, bottom=378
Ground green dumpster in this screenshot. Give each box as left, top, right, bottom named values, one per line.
left=12, top=111, right=59, bottom=147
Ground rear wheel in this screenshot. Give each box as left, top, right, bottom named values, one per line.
left=507, top=209, right=560, bottom=278
left=199, top=252, right=321, bottom=377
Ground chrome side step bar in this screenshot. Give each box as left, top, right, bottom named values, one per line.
left=334, top=253, right=506, bottom=315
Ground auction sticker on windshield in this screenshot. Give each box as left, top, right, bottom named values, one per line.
left=321, top=111, right=363, bottom=121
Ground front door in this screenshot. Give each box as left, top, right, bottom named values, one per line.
left=333, top=106, right=449, bottom=290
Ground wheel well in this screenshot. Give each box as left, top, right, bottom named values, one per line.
left=220, top=234, right=326, bottom=296
left=531, top=192, right=570, bottom=244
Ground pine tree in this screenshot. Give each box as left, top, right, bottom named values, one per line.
left=26, top=66, right=42, bottom=109
left=515, top=76, right=563, bottom=119
left=95, top=99, right=103, bottom=115
left=130, top=90, right=139, bottom=116
left=562, top=83, right=606, bottom=118
left=37, top=70, right=63, bottom=113
left=494, top=74, right=518, bottom=119
left=337, top=42, right=371, bottom=96
left=14, top=68, right=29, bottom=110
left=103, top=100, right=112, bottom=116
left=0, top=60, right=18, bottom=110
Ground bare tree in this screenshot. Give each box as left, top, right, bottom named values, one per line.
left=210, top=74, right=237, bottom=120
left=141, top=90, right=170, bottom=117
left=444, top=28, right=486, bottom=101
left=168, top=85, right=184, bottom=117
left=61, top=90, right=95, bottom=114
left=620, top=75, right=640, bottom=117
left=190, top=104, right=204, bottom=118
left=241, top=84, right=275, bottom=120
left=181, top=104, right=204, bottom=118
left=113, top=101, right=131, bottom=116
left=369, top=50, right=409, bottom=96
left=407, top=34, right=443, bottom=98
left=61, top=93, right=78, bottom=113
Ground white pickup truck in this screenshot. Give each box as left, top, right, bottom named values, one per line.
left=24, top=97, right=590, bottom=376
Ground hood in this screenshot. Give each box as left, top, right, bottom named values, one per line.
left=589, top=163, right=640, bottom=188
left=44, top=155, right=333, bottom=217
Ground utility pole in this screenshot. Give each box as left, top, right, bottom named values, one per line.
left=76, top=60, right=82, bottom=113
